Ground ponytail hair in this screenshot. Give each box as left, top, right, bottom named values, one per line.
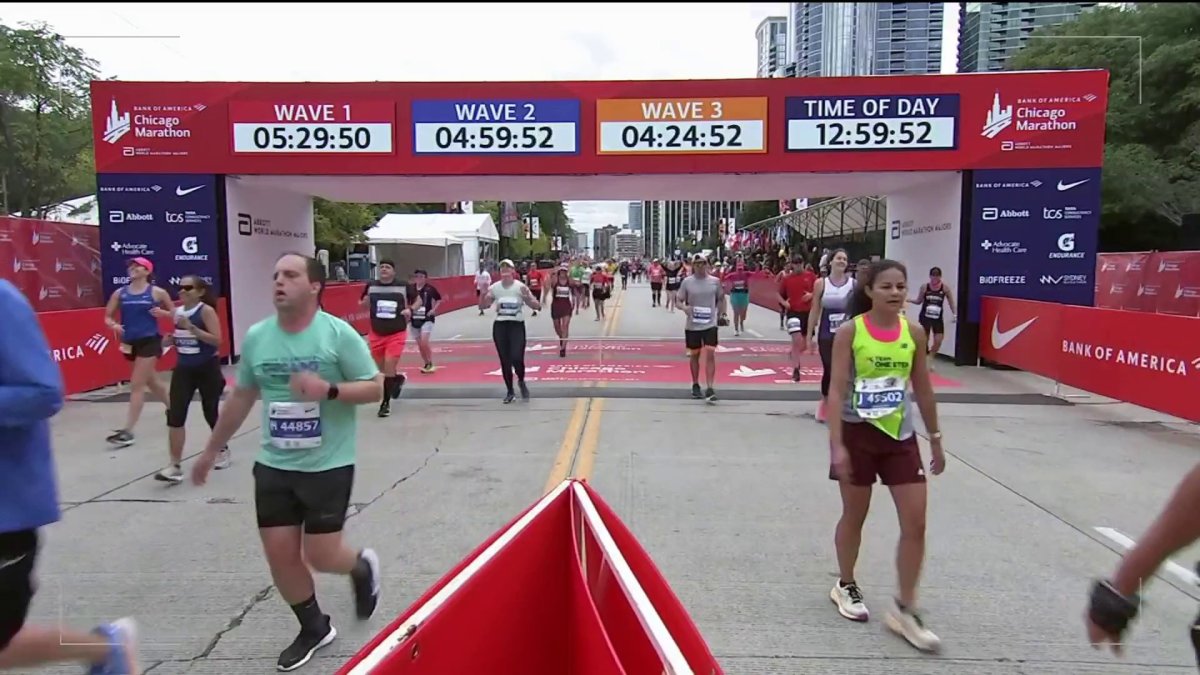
left=183, top=275, right=218, bottom=308
left=848, top=258, right=907, bottom=318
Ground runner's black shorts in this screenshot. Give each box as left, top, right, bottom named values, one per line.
left=920, top=317, right=945, bottom=336
left=650, top=282, right=662, bottom=291
left=121, top=335, right=163, bottom=362
left=685, top=327, right=719, bottom=351
left=0, top=529, right=38, bottom=652
left=785, top=311, right=809, bottom=335
left=253, top=463, right=355, bottom=534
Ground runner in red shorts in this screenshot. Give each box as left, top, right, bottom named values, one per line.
left=825, top=259, right=946, bottom=653
left=359, top=260, right=414, bottom=417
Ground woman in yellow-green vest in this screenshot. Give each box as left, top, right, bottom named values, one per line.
left=825, top=259, right=947, bottom=654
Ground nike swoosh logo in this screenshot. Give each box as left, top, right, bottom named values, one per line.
left=176, top=185, right=205, bottom=196
left=0, top=553, right=28, bottom=571
left=991, top=316, right=1037, bottom=350
left=1057, top=179, right=1088, bottom=191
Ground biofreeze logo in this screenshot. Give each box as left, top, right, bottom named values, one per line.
left=1062, top=341, right=1192, bottom=377
left=979, top=275, right=1026, bottom=285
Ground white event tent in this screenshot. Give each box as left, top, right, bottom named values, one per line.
left=364, top=213, right=499, bottom=276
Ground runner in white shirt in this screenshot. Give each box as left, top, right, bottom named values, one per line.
left=474, top=267, right=492, bottom=316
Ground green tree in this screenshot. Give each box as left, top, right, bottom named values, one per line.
left=1007, top=3, right=1200, bottom=250
left=0, top=21, right=100, bottom=215
left=312, top=198, right=376, bottom=259
left=737, top=200, right=780, bottom=228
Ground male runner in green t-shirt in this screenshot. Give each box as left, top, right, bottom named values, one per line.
left=191, top=252, right=384, bottom=672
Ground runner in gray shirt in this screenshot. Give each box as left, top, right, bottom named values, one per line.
left=677, top=254, right=727, bottom=403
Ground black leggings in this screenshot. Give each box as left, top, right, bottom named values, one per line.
left=167, top=359, right=224, bottom=428
left=492, top=321, right=527, bottom=393
left=819, top=337, right=834, bottom=397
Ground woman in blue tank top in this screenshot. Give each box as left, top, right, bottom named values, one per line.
left=103, top=257, right=175, bottom=448
left=156, top=275, right=227, bottom=484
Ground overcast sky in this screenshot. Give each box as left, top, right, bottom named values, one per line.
left=4, top=2, right=959, bottom=236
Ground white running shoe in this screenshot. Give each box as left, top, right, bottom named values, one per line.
left=154, top=465, right=183, bottom=484
left=885, top=604, right=942, bottom=653
left=830, top=581, right=869, bottom=622
left=214, top=447, right=231, bottom=470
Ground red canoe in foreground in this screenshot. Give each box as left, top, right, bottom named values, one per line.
left=337, top=479, right=723, bottom=675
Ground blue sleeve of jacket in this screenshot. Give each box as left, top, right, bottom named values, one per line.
left=0, top=281, right=65, bottom=427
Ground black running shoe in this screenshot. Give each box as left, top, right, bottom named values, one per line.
left=503, top=392, right=517, bottom=404
left=350, top=549, right=380, bottom=620
left=519, top=381, right=530, bottom=401
left=691, top=384, right=703, bottom=399
left=377, top=400, right=390, bottom=418
left=106, top=430, right=134, bottom=447
left=792, top=367, right=801, bottom=382
left=392, top=373, right=407, bottom=400
left=277, top=619, right=336, bottom=672
left=705, top=388, right=718, bottom=403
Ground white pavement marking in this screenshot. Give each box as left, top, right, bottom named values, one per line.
left=746, top=329, right=764, bottom=338
left=448, top=334, right=462, bottom=340
left=1093, top=526, right=1200, bottom=587
left=730, top=365, right=777, bottom=378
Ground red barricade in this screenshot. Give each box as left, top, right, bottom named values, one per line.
left=980, top=296, right=1200, bottom=422
left=0, top=217, right=104, bottom=311
left=38, top=299, right=231, bottom=396
left=322, top=275, right=483, bottom=334
left=338, top=479, right=722, bottom=675
left=1095, top=251, right=1200, bottom=316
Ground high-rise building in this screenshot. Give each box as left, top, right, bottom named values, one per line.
left=614, top=231, right=642, bottom=260
left=756, top=16, right=789, bottom=77
left=592, top=224, right=620, bottom=260
left=787, top=2, right=943, bottom=77
left=574, top=232, right=589, bottom=254
left=958, top=2, right=1099, bottom=73
left=640, top=201, right=742, bottom=260
left=628, top=201, right=643, bottom=232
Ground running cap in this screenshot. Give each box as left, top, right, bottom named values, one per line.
left=692, top=253, right=707, bottom=262
left=499, top=258, right=516, bottom=269
left=127, top=256, right=154, bottom=273
left=413, top=268, right=428, bottom=277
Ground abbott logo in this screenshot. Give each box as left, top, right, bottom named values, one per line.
left=982, top=92, right=1013, bottom=139
left=237, top=213, right=252, bottom=237
left=982, top=207, right=997, bottom=221
left=103, top=99, right=131, bottom=144
left=182, top=237, right=198, bottom=254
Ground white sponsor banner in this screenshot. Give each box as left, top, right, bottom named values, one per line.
left=884, top=172, right=963, bottom=359
left=225, top=179, right=314, bottom=354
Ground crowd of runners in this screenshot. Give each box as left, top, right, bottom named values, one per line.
left=1, top=247, right=1197, bottom=674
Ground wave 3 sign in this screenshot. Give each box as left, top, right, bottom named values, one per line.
left=967, top=167, right=1100, bottom=322
left=97, top=173, right=222, bottom=298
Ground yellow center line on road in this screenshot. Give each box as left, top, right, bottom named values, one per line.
left=542, top=284, right=624, bottom=493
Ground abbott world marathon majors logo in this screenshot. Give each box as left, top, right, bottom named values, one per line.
left=237, top=213, right=309, bottom=240
left=1062, top=341, right=1199, bottom=379
left=981, top=91, right=1093, bottom=152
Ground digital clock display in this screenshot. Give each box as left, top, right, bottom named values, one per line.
left=596, top=98, right=767, bottom=155
left=785, top=94, right=959, bottom=152
left=412, top=99, right=579, bottom=155
left=229, top=101, right=395, bottom=154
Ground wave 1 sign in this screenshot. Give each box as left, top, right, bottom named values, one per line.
left=97, top=173, right=222, bottom=299
left=967, top=167, right=1100, bottom=322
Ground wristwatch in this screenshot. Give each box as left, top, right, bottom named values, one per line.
left=326, top=383, right=340, bottom=400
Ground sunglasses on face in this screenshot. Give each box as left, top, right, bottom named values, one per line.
left=179, top=284, right=196, bottom=291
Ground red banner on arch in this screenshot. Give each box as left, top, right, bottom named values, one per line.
left=1094, top=251, right=1200, bottom=317
left=338, top=480, right=722, bottom=675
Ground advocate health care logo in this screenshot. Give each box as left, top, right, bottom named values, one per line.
left=981, top=91, right=1095, bottom=152
left=102, top=99, right=205, bottom=156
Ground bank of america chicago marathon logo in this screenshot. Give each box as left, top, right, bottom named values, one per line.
left=981, top=91, right=1094, bottom=151
left=51, top=333, right=111, bottom=363
left=101, top=99, right=202, bottom=145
